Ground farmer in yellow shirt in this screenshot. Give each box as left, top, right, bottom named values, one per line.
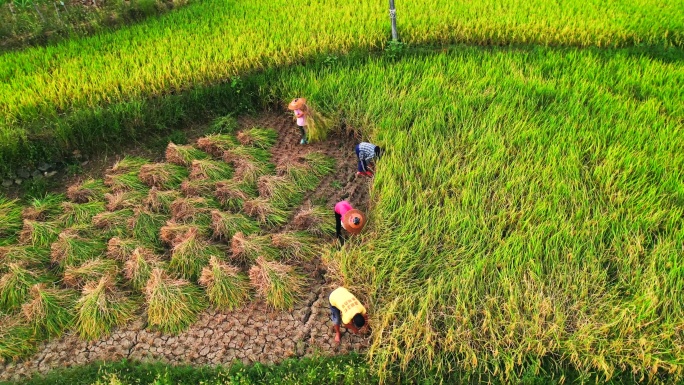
left=328, top=286, right=369, bottom=343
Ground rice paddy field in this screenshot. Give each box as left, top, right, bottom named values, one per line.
left=1, top=0, right=684, bottom=383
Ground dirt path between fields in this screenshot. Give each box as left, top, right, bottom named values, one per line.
left=0, top=113, right=373, bottom=382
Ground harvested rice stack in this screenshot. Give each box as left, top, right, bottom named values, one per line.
left=106, top=237, right=139, bottom=261
left=170, top=227, right=223, bottom=280
left=127, top=208, right=166, bottom=248
left=215, top=179, right=253, bottom=211
left=21, top=283, right=75, bottom=338
left=196, top=134, right=237, bottom=157
left=144, top=188, right=181, bottom=214
left=63, top=258, right=119, bottom=288
left=301, top=151, right=335, bottom=177
left=66, top=179, right=109, bottom=203
left=243, top=197, right=289, bottom=227
left=0, top=198, right=22, bottom=243
left=0, top=262, right=41, bottom=313
left=22, top=194, right=64, bottom=221
left=257, top=175, right=303, bottom=207
left=291, top=205, right=336, bottom=237
left=0, top=245, right=50, bottom=267
left=170, top=197, right=219, bottom=226
left=123, top=247, right=161, bottom=291
left=139, top=163, right=188, bottom=190
left=189, top=159, right=233, bottom=181
left=229, top=232, right=278, bottom=265
left=276, top=159, right=319, bottom=191
left=180, top=178, right=215, bottom=197
left=0, top=316, right=37, bottom=360
left=105, top=157, right=149, bottom=193
left=221, top=146, right=271, bottom=165
left=50, top=229, right=106, bottom=268
left=199, top=256, right=250, bottom=311
left=144, top=268, right=207, bottom=334
left=104, top=189, right=148, bottom=211
left=236, top=127, right=277, bottom=149
left=19, top=220, right=60, bottom=248
left=107, top=156, right=149, bottom=175
left=59, top=201, right=105, bottom=227
left=271, top=231, right=318, bottom=262
left=74, top=275, right=135, bottom=340
left=165, top=143, right=209, bottom=166
left=210, top=210, right=259, bottom=241
left=249, top=256, right=304, bottom=310
left=92, top=209, right=133, bottom=235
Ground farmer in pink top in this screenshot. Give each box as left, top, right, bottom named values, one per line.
left=288, top=98, right=309, bottom=144
left=334, top=201, right=367, bottom=245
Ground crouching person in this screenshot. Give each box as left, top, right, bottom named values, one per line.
left=334, top=200, right=366, bottom=246
left=329, top=286, right=369, bottom=343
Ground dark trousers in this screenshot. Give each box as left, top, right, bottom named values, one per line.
left=335, top=211, right=344, bottom=245
left=298, top=125, right=306, bottom=141
left=355, top=144, right=368, bottom=172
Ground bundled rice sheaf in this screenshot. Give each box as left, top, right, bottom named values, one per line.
left=230, top=232, right=278, bottom=265
left=232, top=158, right=274, bottom=186
left=144, top=268, right=207, bottom=334
left=59, top=201, right=106, bottom=227
left=104, top=189, right=149, bottom=211
left=50, top=229, right=107, bottom=267
left=0, top=197, right=24, bottom=244
left=19, top=220, right=61, bottom=248
left=221, top=146, right=271, bottom=165
left=199, top=256, right=250, bottom=311
left=257, top=175, right=303, bottom=207
left=0, top=262, right=42, bottom=313
left=104, top=171, right=148, bottom=193
left=74, top=275, right=135, bottom=340
left=22, top=194, right=65, bottom=221
left=124, top=247, right=161, bottom=291
left=107, top=156, right=149, bottom=175
left=196, top=134, right=237, bottom=157
left=271, top=231, right=319, bottom=262
left=0, top=316, right=37, bottom=361
left=215, top=179, right=254, bottom=211
left=63, top=258, right=119, bottom=288
left=0, top=245, right=50, bottom=268
left=159, top=222, right=211, bottom=246
left=249, top=257, right=304, bottom=310
left=144, top=188, right=181, bottom=214
left=106, top=237, right=139, bottom=261
left=165, top=143, right=209, bottom=166
left=22, top=283, right=75, bottom=338
left=189, top=159, right=233, bottom=181
left=180, top=178, right=215, bottom=198
left=243, top=197, right=289, bottom=227
left=66, top=179, right=109, bottom=203
left=276, top=159, right=319, bottom=191
left=170, top=227, right=223, bottom=280
left=236, top=128, right=277, bottom=149
left=292, top=205, right=336, bottom=237
left=139, top=163, right=189, bottom=190
left=302, top=151, right=335, bottom=177
left=210, top=210, right=259, bottom=241
left=92, top=209, right=134, bottom=235
left=170, top=197, right=219, bottom=226
left=127, top=208, right=167, bottom=249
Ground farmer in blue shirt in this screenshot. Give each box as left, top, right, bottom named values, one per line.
left=355, top=142, right=383, bottom=177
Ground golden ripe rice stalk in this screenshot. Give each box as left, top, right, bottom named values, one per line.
left=22, top=194, right=65, bottom=221
left=230, top=232, right=278, bottom=265
left=170, top=227, right=223, bottom=280
left=139, top=163, right=189, bottom=190
left=144, top=268, right=207, bottom=334
left=21, top=283, right=75, bottom=338
left=74, top=275, right=135, bottom=341
left=196, top=134, right=237, bottom=157
left=199, top=256, right=250, bottom=311
left=189, top=159, right=233, bottom=181
left=144, top=188, right=181, bottom=214
left=165, top=143, right=209, bottom=166
left=63, top=258, right=119, bottom=288
left=66, top=179, right=109, bottom=204
left=249, top=257, right=304, bottom=310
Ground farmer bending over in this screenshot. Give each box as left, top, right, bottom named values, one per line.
left=334, top=200, right=366, bottom=245
left=329, top=286, right=369, bottom=343
left=355, top=142, right=383, bottom=177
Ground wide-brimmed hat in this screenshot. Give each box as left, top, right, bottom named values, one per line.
left=288, top=98, right=307, bottom=110
left=342, top=209, right=367, bottom=235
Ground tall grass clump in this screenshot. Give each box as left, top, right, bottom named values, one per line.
left=139, top=163, right=189, bottom=190
left=165, top=143, right=209, bottom=166
left=189, top=159, right=233, bottom=181
left=19, top=220, right=61, bottom=248
left=236, top=128, right=277, bottom=149
left=196, top=134, right=237, bottom=157
left=206, top=115, right=239, bottom=135
left=0, top=263, right=42, bottom=313
left=0, top=316, right=36, bottom=360
left=21, top=284, right=75, bottom=338
left=0, top=198, right=23, bottom=244
left=243, top=197, right=289, bottom=227
left=59, top=201, right=106, bottom=227
left=63, top=259, right=119, bottom=288
left=144, top=269, right=207, bottom=334
left=22, top=194, right=65, bottom=221
left=123, top=248, right=161, bottom=291
left=230, top=232, right=278, bottom=265
left=210, top=210, right=259, bottom=241
left=169, top=227, right=223, bottom=280
left=199, top=256, right=250, bottom=311
left=292, top=205, right=336, bottom=237
left=50, top=230, right=106, bottom=267
left=66, top=179, right=109, bottom=203
left=249, top=257, right=304, bottom=310
left=74, top=276, right=135, bottom=340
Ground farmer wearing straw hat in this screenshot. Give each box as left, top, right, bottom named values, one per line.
left=288, top=98, right=309, bottom=145
left=328, top=286, right=369, bottom=343
left=334, top=200, right=366, bottom=245
left=355, top=142, right=383, bottom=177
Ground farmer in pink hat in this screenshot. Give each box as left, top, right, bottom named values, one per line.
left=334, top=200, right=367, bottom=245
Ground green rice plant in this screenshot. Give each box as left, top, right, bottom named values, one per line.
left=196, top=134, right=238, bottom=157
left=165, top=143, right=209, bottom=166
left=123, top=247, right=161, bottom=291
left=139, top=163, right=189, bottom=190
left=0, top=262, right=41, bottom=313
left=169, top=227, right=223, bottom=280
left=302, top=152, right=335, bottom=177
left=127, top=209, right=167, bottom=249
left=229, top=232, right=278, bottom=265
left=104, top=189, right=149, bottom=211
left=50, top=229, right=106, bottom=268
left=144, top=188, right=181, bottom=215
left=106, top=237, right=139, bottom=261
left=271, top=231, right=319, bottom=262
left=257, top=175, right=303, bottom=207
left=243, top=197, right=290, bottom=227
left=236, top=127, right=278, bottom=149
left=210, top=210, right=259, bottom=241
left=276, top=160, right=319, bottom=191
left=22, top=194, right=65, bottom=221
left=249, top=257, right=304, bottom=310
left=92, top=209, right=134, bottom=236
left=180, top=178, right=215, bottom=197
left=189, top=159, right=233, bottom=181
left=0, top=316, right=36, bottom=360
left=66, top=179, right=109, bottom=203
left=199, top=256, right=250, bottom=311
left=74, top=275, right=135, bottom=340
left=291, top=205, right=336, bottom=237
left=104, top=171, right=148, bottom=193
left=108, top=157, right=149, bottom=175
left=59, top=201, right=106, bottom=227
left=206, top=115, right=239, bottom=135
left=19, top=220, right=61, bottom=248
left=0, top=197, right=23, bottom=243
left=63, top=258, right=119, bottom=288
left=144, top=268, right=207, bottom=334
left=222, top=146, right=272, bottom=165
left=0, top=245, right=50, bottom=268
left=21, top=283, right=75, bottom=338
left=170, top=196, right=219, bottom=226
left=214, top=179, right=255, bottom=211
